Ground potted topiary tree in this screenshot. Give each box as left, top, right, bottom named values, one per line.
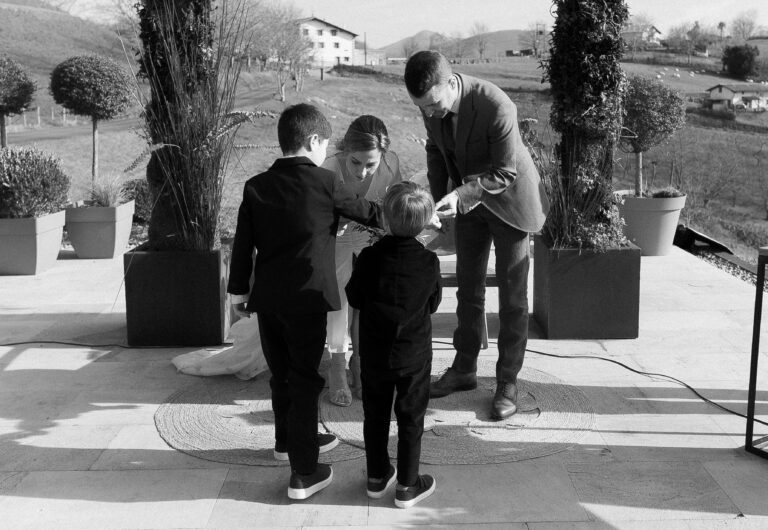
left=533, top=0, right=640, bottom=339
left=0, top=147, right=70, bottom=275
left=0, top=55, right=36, bottom=148
left=124, top=0, right=264, bottom=346
left=50, top=55, right=136, bottom=259
left=618, top=74, right=687, bottom=256
left=50, top=55, right=132, bottom=186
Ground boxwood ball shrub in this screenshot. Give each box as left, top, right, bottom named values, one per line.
left=0, top=55, right=36, bottom=148
left=0, top=146, right=70, bottom=218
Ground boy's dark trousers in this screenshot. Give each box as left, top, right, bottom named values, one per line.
left=257, top=312, right=327, bottom=475
left=361, top=358, right=431, bottom=487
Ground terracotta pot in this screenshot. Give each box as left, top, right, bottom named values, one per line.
left=619, top=193, right=686, bottom=256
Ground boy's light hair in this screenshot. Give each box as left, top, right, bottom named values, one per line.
left=383, top=181, right=435, bottom=237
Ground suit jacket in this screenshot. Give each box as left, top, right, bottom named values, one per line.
left=345, top=236, right=442, bottom=370
left=422, top=74, right=549, bottom=233
left=227, top=156, right=382, bottom=315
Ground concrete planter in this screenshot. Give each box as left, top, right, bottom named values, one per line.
left=123, top=244, right=232, bottom=346
left=533, top=236, right=641, bottom=339
left=619, top=193, right=687, bottom=256
left=65, top=200, right=135, bottom=259
left=0, top=211, right=65, bottom=275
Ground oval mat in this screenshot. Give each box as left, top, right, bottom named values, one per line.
left=155, top=358, right=595, bottom=466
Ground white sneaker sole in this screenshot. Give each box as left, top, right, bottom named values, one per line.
left=367, top=471, right=397, bottom=499
left=287, top=468, right=333, bottom=500
left=394, top=478, right=436, bottom=509
left=274, top=436, right=339, bottom=461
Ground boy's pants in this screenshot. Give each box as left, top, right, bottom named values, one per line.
left=361, top=358, right=431, bottom=487
left=257, top=312, right=327, bottom=475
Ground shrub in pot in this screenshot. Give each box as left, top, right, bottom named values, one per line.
left=532, top=0, right=640, bottom=339
left=0, top=146, right=70, bottom=274
left=124, top=0, right=272, bottom=346
left=618, top=74, right=687, bottom=256
left=65, top=174, right=136, bottom=259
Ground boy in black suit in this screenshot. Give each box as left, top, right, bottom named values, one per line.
left=227, top=103, right=383, bottom=500
left=346, top=181, right=442, bottom=509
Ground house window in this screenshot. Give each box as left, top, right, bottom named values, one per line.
left=302, top=28, right=308, bottom=36
left=317, top=29, right=323, bottom=36
left=331, top=30, right=337, bottom=36
left=333, top=42, right=339, bottom=48
left=319, top=42, right=325, bottom=48
left=344, top=57, right=350, bottom=62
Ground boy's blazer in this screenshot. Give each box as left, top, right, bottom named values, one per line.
left=422, top=74, right=549, bottom=233
left=227, top=156, right=381, bottom=315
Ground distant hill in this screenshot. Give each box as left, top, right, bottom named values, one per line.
left=378, top=29, right=531, bottom=59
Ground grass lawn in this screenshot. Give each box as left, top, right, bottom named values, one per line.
left=12, top=61, right=768, bottom=263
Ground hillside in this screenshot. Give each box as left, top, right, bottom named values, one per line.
left=378, top=29, right=529, bottom=59
left=1, top=0, right=130, bottom=118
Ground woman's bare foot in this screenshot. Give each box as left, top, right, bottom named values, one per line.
left=328, top=351, right=352, bottom=407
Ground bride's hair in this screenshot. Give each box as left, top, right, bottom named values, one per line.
left=336, top=115, right=390, bottom=153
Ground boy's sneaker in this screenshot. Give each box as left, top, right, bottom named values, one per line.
left=287, top=463, right=333, bottom=500
left=366, top=464, right=396, bottom=499
left=394, top=474, right=436, bottom=509
left=274, top=433, right=339, bottom=461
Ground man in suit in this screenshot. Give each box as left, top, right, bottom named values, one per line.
left=404, top=51, right=549, bottom=420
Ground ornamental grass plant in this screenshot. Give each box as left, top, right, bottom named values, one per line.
left=134, top=0, right=271, bottom=252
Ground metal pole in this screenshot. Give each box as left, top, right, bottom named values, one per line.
left=746, top=248, right=768, bottom=458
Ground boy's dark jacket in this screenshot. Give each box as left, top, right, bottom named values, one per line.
left=346, top=235, right=442, bottom=369
left=227, top=156, right=381, bottom=314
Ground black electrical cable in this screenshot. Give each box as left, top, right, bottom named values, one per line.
left=2, top=338, right=767, bottom=428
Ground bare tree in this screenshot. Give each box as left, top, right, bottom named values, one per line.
left=718, top=21, right=726, bottom=42
left=470, top=21, right=489, bottom=60
left=519, top=22, right=547, bottom=57
left=731, top=10, right=758, bottom=43
left=260, top=2, right=312, bottom=101
left=449, top=31, right=467, bottom=59
left=428, top=33, right=448, bottom=54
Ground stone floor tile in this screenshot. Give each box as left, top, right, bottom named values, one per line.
left=366, top=460, right=588, bottom=525
left=89, top=424, right=227, bottom=470
left=0, top=471, right=26, bottom=494
left=207, top=460, right=369, bottom=528
left=0, top=468, right=227, bottom=529
left=596, top=413, right=743, bottom=462
left=0, top=424, right=122, bottom=471
left=567, top=461, right=740, bottom=522
left=704, top=459, right=768, bottom=517
left=0, top=388, right=82, bottom=426
left=54, top=389, right=174, bottom=427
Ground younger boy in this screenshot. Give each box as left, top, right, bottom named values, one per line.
left=227, top=103, right=383, bottom=500
left=345, top=181, right=442, bottom=509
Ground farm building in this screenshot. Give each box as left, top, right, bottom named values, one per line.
left=705, top=83, right=768, bottom=111
left=298, top=17, right=357, bottom=67
left=621, top=24, right=663, bottom=49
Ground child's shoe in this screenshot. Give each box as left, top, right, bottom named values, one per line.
left=366, top=464, right=396, bottom=499
left=287, top=463, right=333, bottom=500
left=394, top=474, right=435, bottom=509
left=274, top=433, right=338, bottom=461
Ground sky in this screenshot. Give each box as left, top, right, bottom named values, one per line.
left=69, top=0, right=768, bottom=48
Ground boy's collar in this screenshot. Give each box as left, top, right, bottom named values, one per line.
left=272, top=156, right=316, bottom=168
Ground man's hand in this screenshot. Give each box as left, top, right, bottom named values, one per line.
left=425, top=212, right=442, bottom=231
left=435, top=191, right=459, bottom=219
left=233, top=302, right=250, bottom=319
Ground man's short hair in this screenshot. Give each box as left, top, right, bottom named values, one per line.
left=383, top=181, right=435, bottom=238
left=277, top=103, right=332, bottom=154
left=404, top=50, right=453, bottom=98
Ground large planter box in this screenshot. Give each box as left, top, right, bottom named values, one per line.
left=66, top=200, right=135, bottom=259
left=123, top=245, right=232, bottom=346
left=533, top=236, right=641, bottom=339
left=619, top=194, right=686, bottom=256
left=0, top=211, right=65, bottom=275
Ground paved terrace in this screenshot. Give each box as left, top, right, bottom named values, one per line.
left=0, top=246, right=767, bottom=529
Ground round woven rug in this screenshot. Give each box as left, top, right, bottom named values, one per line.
left=155, top=358, right=595, bottom=466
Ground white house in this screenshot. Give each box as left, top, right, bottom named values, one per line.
left=621, top=24, right=663, bottom=48
left=705, top=83, right=768, bottom=111
left=298, top=17, right=357, bottom=67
